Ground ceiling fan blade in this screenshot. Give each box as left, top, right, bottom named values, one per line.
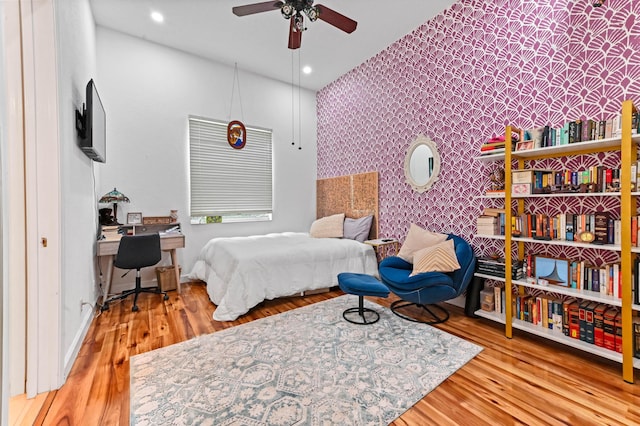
left=288, top=16, right=302, bottom=50
left=315, top=4, right=357, bottom=33
left=232, top=1, right=283, bottom=17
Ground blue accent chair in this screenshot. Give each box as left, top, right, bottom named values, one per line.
left=378, top=234, right=476, bottom=324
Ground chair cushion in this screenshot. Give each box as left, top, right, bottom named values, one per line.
left=380, top=259, right=453, bottom=291
left=338, top=273, right=390, bottom=298
left=310, top=213, right=345, bottom=238
left=410, top=239, right=461, bottom=276
left=397, top=223, right=448, bottom=263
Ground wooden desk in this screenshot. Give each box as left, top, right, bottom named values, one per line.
left=97, top=233, right=185, bottom=298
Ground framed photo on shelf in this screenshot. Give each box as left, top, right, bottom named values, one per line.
left=534, top=256, right=570, bottom=287
left=127, top=212, right=143, bottom=225
left=515, top=140, right=534, bottom=151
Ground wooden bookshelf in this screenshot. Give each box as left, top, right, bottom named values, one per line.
left=475, top=100, right=640, bottom=383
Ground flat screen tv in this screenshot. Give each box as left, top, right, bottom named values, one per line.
left=75, top=79, right=106, bottom=163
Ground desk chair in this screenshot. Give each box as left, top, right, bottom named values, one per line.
left=102, top=233, right=169, bottom=312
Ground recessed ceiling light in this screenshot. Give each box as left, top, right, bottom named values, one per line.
left=151, top=11, right=164, bottom=23
left=302, top=66, right=312, bottom=74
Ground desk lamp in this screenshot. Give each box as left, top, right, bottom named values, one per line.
left=98, top=188, right=130, bottom=225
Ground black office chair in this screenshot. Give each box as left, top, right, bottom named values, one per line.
left=102, top=233, right=169, bottom=312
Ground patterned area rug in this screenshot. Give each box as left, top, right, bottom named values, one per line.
left=130, top=295, right=482, bottom=425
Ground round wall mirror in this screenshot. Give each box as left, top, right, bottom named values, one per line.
left=404, top=135, right=440, bottom=193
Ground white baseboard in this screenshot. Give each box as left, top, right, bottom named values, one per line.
left=446, top=295, right=466, bottom=309
left=62, top=302, right=94, bottom=381
left=108, top=274, right=185, bottom=295
left=109, top=278, right=159, bottom=295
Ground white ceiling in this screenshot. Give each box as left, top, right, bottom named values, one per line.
left=89, top=0, right=457, bottom=91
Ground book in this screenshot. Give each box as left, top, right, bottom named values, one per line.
left=480, top=147, right=505, bottom=155
left=568, top=121, right=577, bottom=143
left=634, top=317, right=640, bottom=358
left=552, top=299, right=564, bottom=334
left=568, top=301, right=580, bottom=339
left=603, top=307, right=619, bottom=351
left=482, top=208, right=506, bottom=216
left=594, top=304, right=607, bottom=347
left=585, top=302, right=597, bottom=344
left=579, top=300, right=590, bottom=342
left=565, top=213, right=574, bottom=241
left=480, top=144, right=505, bottom=152
left=593, top=212, right=609, bottom=244
left=598, top=120, right=606, bottom=139
left=614, top=311, right=623, bottom=353
left=494, top=286, right=502, bottom=314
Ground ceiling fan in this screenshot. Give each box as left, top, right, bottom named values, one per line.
left=232, top=1, right=357, bottom=49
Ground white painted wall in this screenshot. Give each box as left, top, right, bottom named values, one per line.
left=54, top=0, right=99, bottom=380
left=95, top=28, right=318, bottom=281
left=0, top=1, right=8, bottom=420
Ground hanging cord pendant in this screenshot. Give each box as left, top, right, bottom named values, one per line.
left=290, top=50, right=303, bottom=150
left=298, top=49, right=302, bottom=150
left=228, top=63, right=246, bottom=149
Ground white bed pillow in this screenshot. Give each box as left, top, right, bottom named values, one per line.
left=397, top=223, right=448, bottom=263
left=343, top=215, right=373, bottom=243
left=310, top=213, right=345, bottom=238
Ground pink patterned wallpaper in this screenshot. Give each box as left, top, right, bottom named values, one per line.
left=317, top=0, right=640, bottom=265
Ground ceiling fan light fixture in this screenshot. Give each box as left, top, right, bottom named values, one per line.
left=305, top=6, right=318, bottom=22
left=293, top=13, right=304, bottom=32
left=233, top=0, right=357, bottom=48
left=281, top=4, right=294, bottom=19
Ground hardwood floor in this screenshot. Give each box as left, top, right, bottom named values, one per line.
left=29, top=282, right=640, bottom=425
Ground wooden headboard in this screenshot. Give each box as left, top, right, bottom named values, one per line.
left=316, top=171, right=379, bottom=240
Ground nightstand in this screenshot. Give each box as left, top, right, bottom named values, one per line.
left=364, top=238, right=399, bottom=262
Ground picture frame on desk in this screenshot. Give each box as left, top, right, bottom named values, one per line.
left=127, top=212, right=143, bottom=225
left=534, top=256, right=570, bottom=287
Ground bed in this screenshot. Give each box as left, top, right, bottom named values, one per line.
left=189, top=171, right=380, bottom=321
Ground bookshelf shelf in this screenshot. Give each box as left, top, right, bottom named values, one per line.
left=511, top=135, right=640, bottom=159
left=473, top=234, right=505, bottom=240
left=511, top=236, right=622, bottom=252
left=474, top=309, right=506, bottom=324
left=475, top=309, right=640, bottom=367
left=475, top=100, right=639, bottom=383
left=512, top=192, right=623, bottom=198
left=511, top=319, right=637, bottom=366
left=511, top=279, right=632, bottom=308
left=474, top=273, right=506, bottom=282
left=476, top=193, right=506, bottom=199
left=475, top=152, right=505, bottom=162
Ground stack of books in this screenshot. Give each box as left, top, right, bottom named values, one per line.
left=476, top=216, right=499, bottom=235
left=477, top=257, right=525, bottom=279
left=476, top=208, right=505, bottom=235
left=479, top=136, right=506, bottom=156
left=101, top=225, right=122, bottom=241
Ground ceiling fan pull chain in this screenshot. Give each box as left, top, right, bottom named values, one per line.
left=291, top=50, right=296, bottom=147
left=298, top=49, right=302, bottom=150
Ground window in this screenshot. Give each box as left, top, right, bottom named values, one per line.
left=189, top=116, right=273, bottom=223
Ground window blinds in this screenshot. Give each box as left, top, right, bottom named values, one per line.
left=189, top=117, right=273, bottom=216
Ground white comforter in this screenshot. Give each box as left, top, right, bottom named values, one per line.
left=188, top=232, right=378, bottom=321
